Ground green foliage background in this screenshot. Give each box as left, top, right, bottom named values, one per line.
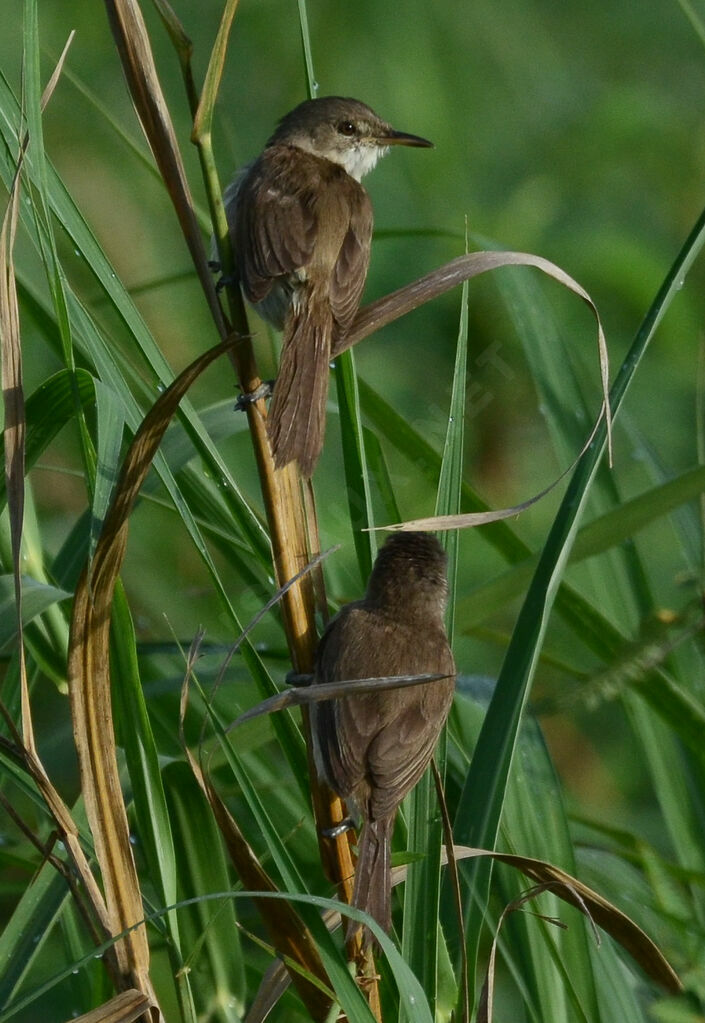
left=1, top=0, right=705, bottom=1021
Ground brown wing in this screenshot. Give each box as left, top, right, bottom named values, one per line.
left=230, top=145, right=319, bottom=304
left=229, top=145, right=372, bottom=327
left=365, top=673, right=454, bottom=820
left=312, top=604, right=373, bottom=797
left=329, top=193, right=372, bottom=338
left=312, top=605, right=455, bottom=819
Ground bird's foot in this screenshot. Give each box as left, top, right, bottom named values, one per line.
left=321, top=817, right=356, bottom=838
left=209, top=260, right=239, bottom=292
left=284, top=670, right=312, bottom=687
left=234, top=381, right=274, bottom=411
left=215, top=272, right=238, bottom=294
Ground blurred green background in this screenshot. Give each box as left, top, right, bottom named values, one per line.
left=2, top=0, right=705, bottom=958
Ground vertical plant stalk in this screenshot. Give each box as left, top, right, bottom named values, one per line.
left=185, top=0, right=358, bottom=916
left=103, top=0, right=223, bottom=331
left=401, top=273, right=469, bottom=1017
left=188, top=0, right=319, bottom=672
left=102, top=0, right=358, bottom=1009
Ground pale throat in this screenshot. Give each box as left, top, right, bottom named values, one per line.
left=294, top=138, right=389, bottom=182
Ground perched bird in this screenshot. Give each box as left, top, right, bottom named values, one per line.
left=224, top=96, right=432, bottom=476
left=311, top=532, right=456, bottom=943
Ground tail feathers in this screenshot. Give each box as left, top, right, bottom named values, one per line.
left=350, top=816, right=394, bottom=947
left=267, top=291, right=332, bottom=477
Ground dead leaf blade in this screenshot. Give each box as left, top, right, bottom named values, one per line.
left=67, top=339, right=236, bottom=1007
left=40, top=31, right=76, bottom=110
left=66, top=989, right=151, bottom=1023
left=342, top=250, right=611, bottom=462
left=229, top=672, right=448, bottom=730
left=452, top=845, right=681, bottom=994
left=103, top=0, right=224, bottom=329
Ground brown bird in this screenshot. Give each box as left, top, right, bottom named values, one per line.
left=224, top=96, right=432, bottom=476
left=311, top=532, right=456, bottom=943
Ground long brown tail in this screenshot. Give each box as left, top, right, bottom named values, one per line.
left=267, top=286, right=332, bottom=477
left=349, top=815, right=395, bottom=947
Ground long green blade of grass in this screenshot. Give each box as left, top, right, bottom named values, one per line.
left=0, top=368, right=96, bottom=514
left=450, top=680, right=606, bottom=1021
left=400, top=275, right=468, bottom=1020
left=110, top=583, right=197, bottom=1023
left=163, top=761, right=246, bottom=1022
left=446, top=202, right=705, bottom=1010
left=0, top=575, right=70, bottom=647
left=0, top=859, right=71, bottom=1009
left=90, top=379, right=125, bottom=562
left=497, top=234, right=705, bottom=934
left=23, top=1, right=97, bottom=507
left=335, top=349, right=376, bottom=584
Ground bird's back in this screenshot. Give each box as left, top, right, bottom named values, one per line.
left=312, top=602, right=455, bottom=821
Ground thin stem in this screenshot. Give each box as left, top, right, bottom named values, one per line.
left=183, top=2, right=361, bottom=973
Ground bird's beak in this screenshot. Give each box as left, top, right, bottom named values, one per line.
left=380, top=129, right=434, bottom=148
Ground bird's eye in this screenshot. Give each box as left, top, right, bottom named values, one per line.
left=337, top=120, right=356, bottom=137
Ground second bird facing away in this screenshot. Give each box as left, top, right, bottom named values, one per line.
left=311, top=532, right=456, bottom=945
left=225, top=96, right=432, bottom=476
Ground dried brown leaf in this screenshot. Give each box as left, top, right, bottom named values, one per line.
left=66, top=990, right=152, bottom=1023
left=245, top=962, right=291, bottom=1023
left=103, top=0, right=225, bottom=332
left=477, top=882, right=572, bottom=1023
left=342, top=249, right=612, bottom=467
left=381, top=427, right=598, bottom=532
left=450, top=846, right=681, bottom=995
left=67, top=339, right=236, bottom=1009
left=229, top=672, right=449, bottom=730
left=40, top=31, right=76, bottom=110
left=149, top=0, right=192, bottom=62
